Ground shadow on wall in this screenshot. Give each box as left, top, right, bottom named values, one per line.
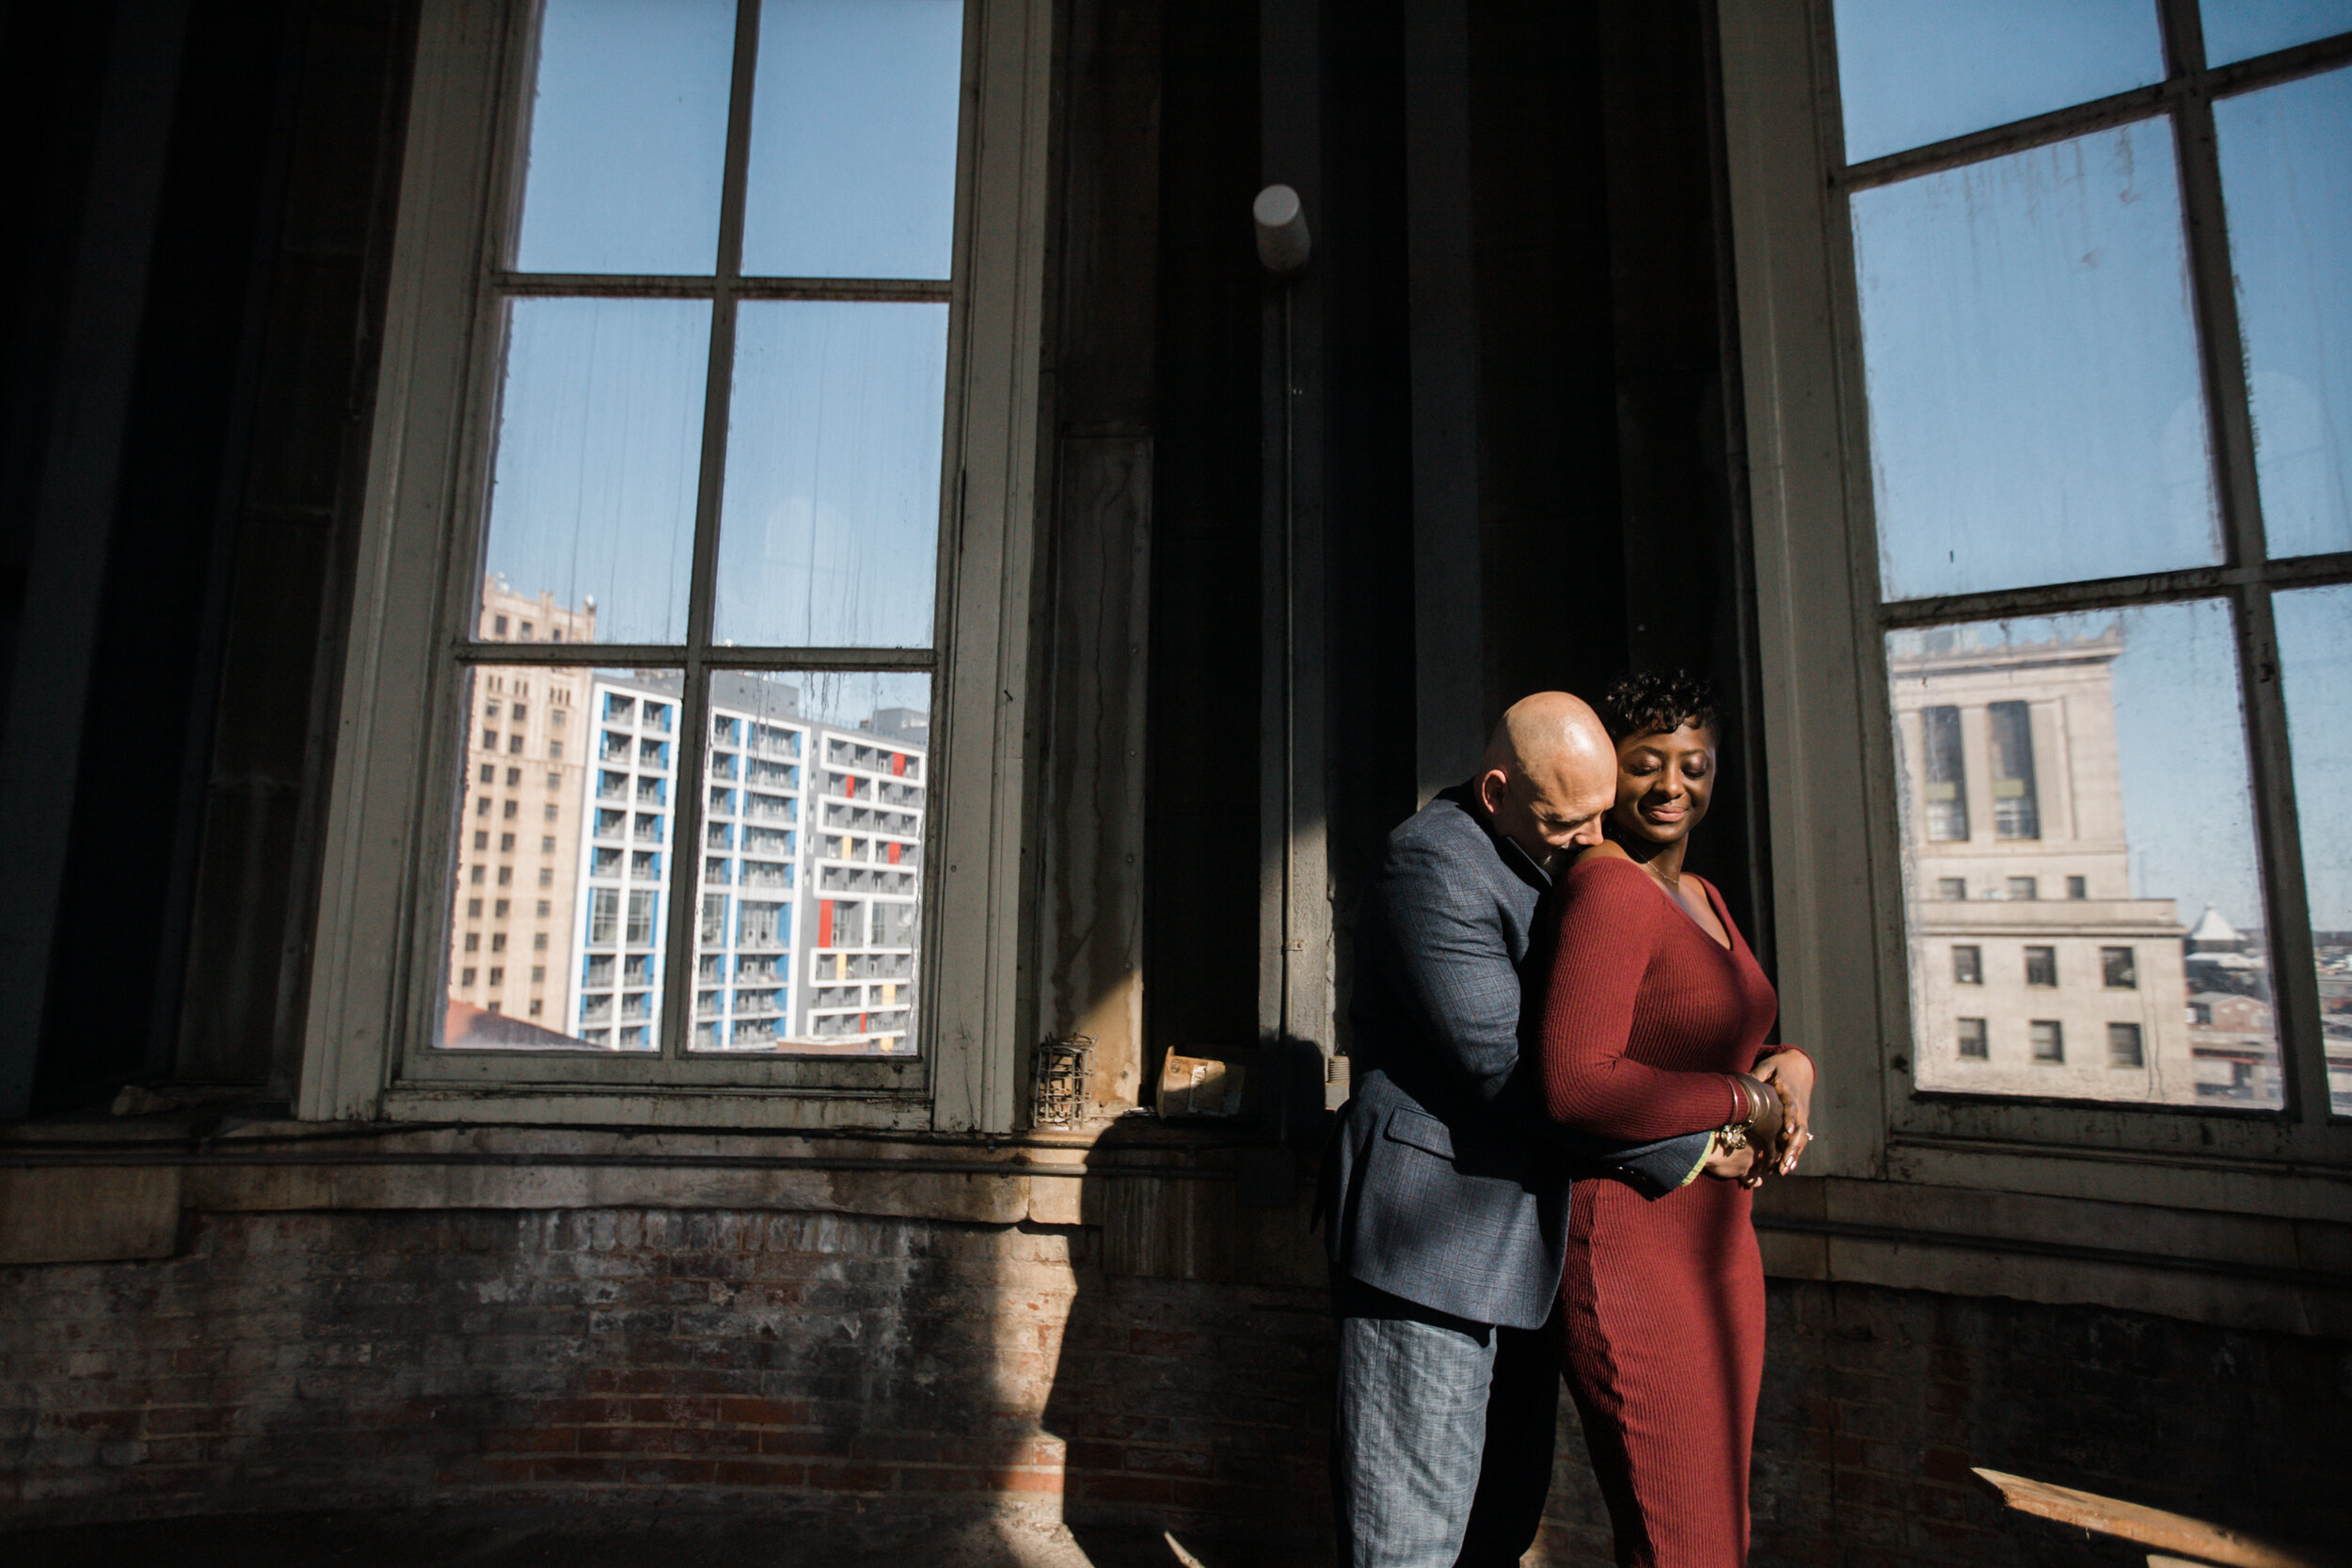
left=1037, top=1117, right=1334, bottom=1568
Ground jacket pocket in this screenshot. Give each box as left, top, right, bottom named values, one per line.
left=1382, top=1104, right=1456, bottom=1161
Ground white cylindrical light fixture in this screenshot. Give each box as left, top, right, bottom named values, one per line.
left=1253, top=183, right=1311, bottom=276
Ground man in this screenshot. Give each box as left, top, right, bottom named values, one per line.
left=1323, top=692, right=1721, bottom=1568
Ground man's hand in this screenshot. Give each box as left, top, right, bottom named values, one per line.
left=1753, top=1050, right=1815, bottom=1176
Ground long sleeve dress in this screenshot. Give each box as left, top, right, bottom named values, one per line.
left=1531, top=853, right=1781, bottom=1568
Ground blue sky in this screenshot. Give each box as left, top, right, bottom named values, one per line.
left=485, top=0, right=961, bottom=652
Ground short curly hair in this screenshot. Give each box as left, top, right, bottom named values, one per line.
left=1597, top=670, right=1719, bottom=744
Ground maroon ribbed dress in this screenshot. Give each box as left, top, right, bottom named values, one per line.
left=1532, top=854, right=1780, bottom=1568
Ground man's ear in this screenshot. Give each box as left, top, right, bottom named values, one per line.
left=1476, top=768, right=1508, bottom=816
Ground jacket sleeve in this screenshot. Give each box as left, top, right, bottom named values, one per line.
left=1366, top=831, right=1533, bottom=1106
left=1535, top=857, right=1748, bottom=1140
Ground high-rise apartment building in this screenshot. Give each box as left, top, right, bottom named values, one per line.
left=442, top=577, right=596, bottom=1043
left=555, top=672, right=928, bottom=1054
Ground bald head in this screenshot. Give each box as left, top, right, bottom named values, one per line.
left=1476, top=691, right=1618, bottom=869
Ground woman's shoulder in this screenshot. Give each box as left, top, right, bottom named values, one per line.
left=1557, top=843, right=1661, bottom=907
left=1565, top=840, right=1638, bottom=876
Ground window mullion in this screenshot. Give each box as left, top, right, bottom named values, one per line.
left=2233, top=583, right=2333, bottom=1122
left=2164, top=0, right=2331, bottom=1123
left=658, top=0, right=764, bottom=1059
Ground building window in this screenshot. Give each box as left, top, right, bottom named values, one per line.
left=1937, top=878, right=1966, bottom=901
left=2067, top=876, right=2088, bottom=900
left=2102, top=947, right=2139, bottom=990
left=464, top=932, right=480, bottom=952
left=2006, top=877, right=2038, bottom=902
left=1951, top=944, right=1981, bottom=985
left=1987, top=703, right=2041, bottom=841
left=1956, top=1018, right=1988, bottom=1059
left=2108, top=1022, right=2145, bottom=1069
left=2025, top=946, right=2057, bottom=988
left=2030, top=1022, right=2064, bottom=1064
left=1919, top=704, right=1968, bottom=840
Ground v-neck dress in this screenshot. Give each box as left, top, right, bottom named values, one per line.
left=1529, top=854, right=1781, bottom=1568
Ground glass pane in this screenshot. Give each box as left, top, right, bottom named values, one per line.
left=2203, top=0, right=2352, bottom=65
left=437, top=664, right=668, bottom=1053
left=1854, top=120, right=2223, bottom=601
left=1888, top=600, right=2281, bottom=1107
left=513, top=0, right=736, bottom=275
left=1832, top=0, right=2163, bottom=165
left=712, top=302, right=948, bottom=648
left=480, top=299, right=708, bottom=646
left=742, top=0, right=963, bottom=278
left=2273, top=584, right=2352, bottom=1114
left=2215, top=68, right=2352, bottom=559
left=687, top=671, right=930, bottom=1054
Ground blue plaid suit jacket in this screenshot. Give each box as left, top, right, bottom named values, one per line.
left=1323, top=785, right=1715, bottom=1329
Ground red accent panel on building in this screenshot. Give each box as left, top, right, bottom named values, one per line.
left=887, top=842, right=901, bottom=865
left=818, top=900, right=834, bottom=948
left=892, top=753, right=906, bottom=777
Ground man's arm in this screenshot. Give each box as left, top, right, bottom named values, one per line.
left=1368, top=831, right=1535, bottom=1106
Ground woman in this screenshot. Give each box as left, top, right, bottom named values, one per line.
left=1531, top=672, right=1814, bottom=1567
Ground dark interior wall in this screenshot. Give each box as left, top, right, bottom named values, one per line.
left=1468, top=0, right=1631, bottom=724
left=32, top=0, right=301, bottom=1105
left=1144, top=0, right=1263, bottom=1061
left=5, top=0, right=414, bottom=1108
left=1314, top=0, right=1419, bottom=1053
left=1459, top=0, right=1768, bottom=945
left=0, top=6, right=116, bottom=723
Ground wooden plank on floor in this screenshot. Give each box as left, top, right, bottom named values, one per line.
left=1971, top=1468, right=2334, bottom=1568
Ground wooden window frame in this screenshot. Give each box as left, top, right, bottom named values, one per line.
left=297, top=0, right=1053, bottom=1132
left=1718, top=0, right=2352, bottom=1220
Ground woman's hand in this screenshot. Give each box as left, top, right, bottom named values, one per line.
left=1753, top=1050, right=1815, bottom=1176
left=1700, top=1134, right=1758, bottom=1184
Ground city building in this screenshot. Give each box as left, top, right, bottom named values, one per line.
left=556, top=671, right=928, bottom=1054
left=1891, top=625, right=2204, bottom=1102
left=441, top=577, right=596, bottom=1044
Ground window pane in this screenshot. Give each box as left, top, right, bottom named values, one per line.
left=438, top=665, right=662, bottom=1052
left=1855, top=120, right=2222, bottom=601
left=2273, top=583, right=2352, bottom=1113
left=2215, top=67, right=2352, bottom=559
left=480, top=300, right=707, bottom=646
left=688, top=671, right=930, bottom=1054
left=1890, top=600, right=2280, bottom=1106
left=2202, top=1, right=2352, bottom=66
left=1832, top=0, right=2163, bottom=165
left=514, top=0, right=736, bottom=275
left=742, top=0, right=963, bottom=279
left=713, top=302, right=948, bottom=648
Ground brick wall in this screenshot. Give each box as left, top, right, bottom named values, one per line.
left=0, top=1205, right=1331, bottom=1563
left=3, top=1205, right=2344, bottom=1565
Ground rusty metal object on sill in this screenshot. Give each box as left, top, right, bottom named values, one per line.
left=1155, top=1053, right=1248, bottom=1119
left=1031, top=1035, right=1094, bottom=1129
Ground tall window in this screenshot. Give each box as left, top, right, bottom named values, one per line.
left=1846, top=1, right=2352, bottom=1115
left=1986, top=703, right=2040, bottom=841
left=1920, top=705, right=1969, bottom=840
left=302, top=0, right=1048, bottom=1127
left=435, top=0, right=961, bottom=1058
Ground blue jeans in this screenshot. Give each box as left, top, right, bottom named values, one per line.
left=1330, top=1278, right=1561, bottom=1568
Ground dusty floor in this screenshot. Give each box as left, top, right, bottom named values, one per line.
left=0, top=1507, right=1272, bottom=1568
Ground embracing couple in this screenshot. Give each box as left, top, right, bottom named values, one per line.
left=1323, top=674, right=1816, bottom=1568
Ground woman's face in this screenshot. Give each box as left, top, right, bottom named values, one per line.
left=1609, top=722, right=1719, bottom=847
